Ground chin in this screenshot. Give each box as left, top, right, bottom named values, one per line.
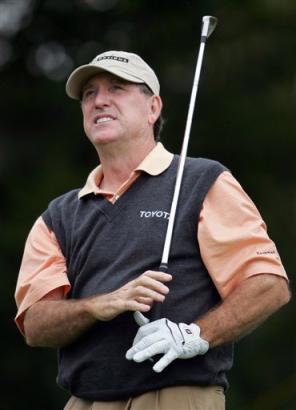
left=91, top=135, right=119, bottom=146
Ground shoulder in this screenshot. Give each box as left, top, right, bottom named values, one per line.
left=184, top=156, right=228, bottom=177
left=47, top=188, right=81, bottom=210
left=42, top=188, right=81, bottom=227
left=186, top=156, right=226, bottom=168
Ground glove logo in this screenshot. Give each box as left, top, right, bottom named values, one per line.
left=185, top=329, right=193, bottom=335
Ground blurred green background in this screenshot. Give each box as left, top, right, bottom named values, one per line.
left=1, top=0, right=295, bottom=409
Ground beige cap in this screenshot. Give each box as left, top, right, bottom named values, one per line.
left=66, top=50, right=160, bottom=99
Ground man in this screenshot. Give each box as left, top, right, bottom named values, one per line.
left=15, top=51, right=290, bottom=410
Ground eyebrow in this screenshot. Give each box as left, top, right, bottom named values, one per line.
left=81, top=77, right=136, bottom=100
left=84, top=76, right=130, bottom=89
left=81, top=82, right=95, bottom=93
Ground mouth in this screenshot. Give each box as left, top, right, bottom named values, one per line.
left=94, top=115, right=115, bottom=125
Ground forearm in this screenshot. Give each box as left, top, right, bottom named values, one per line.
left=24, top=297, right=98, bottom=348
left=196, top=274, right=290, bottom=348
left=24, top=291, right=130, bottom=348
left=23, top=270, right=172, bottom=348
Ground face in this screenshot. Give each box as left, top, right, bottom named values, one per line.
left=80, top=72, right=162, bottom=149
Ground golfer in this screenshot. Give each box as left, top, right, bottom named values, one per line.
left=15, top=51, right=290, bottom=410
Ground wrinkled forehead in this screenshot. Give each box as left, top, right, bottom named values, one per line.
left=82, top=72, right=137, bottom=90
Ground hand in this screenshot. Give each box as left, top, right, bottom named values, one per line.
left=126, top=318, right=209, bottom=372
left=86, top=271, right=172, bottom=321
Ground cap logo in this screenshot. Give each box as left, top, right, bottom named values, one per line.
left=96, top=55, right=129, bottom=63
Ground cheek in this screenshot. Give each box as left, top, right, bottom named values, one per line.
left=133, top=103, right=151, bottom=124
left=82, top=117, right=93, bottom=140
left=82, top=115, right=88, bottom=132
left=81, top=108, right=91, bottom=129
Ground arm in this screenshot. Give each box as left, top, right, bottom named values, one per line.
left=126, top=173, right=291, bottom=371
left=24, top=270, right=172, bottom=348
left=196, top=172, right=291, bottom=345
left=16, top=217, right=171, bottom=347
left=126, top=273, right=290, bottom=372
left=196, top=273, right=290, bottom=348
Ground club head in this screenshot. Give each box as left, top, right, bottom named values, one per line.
left=201, top=16, right=218, bottom=39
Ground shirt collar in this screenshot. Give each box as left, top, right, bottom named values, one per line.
left=78, top=142, right=174, bottom=198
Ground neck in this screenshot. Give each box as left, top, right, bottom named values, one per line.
left=96, top=138, right=156, bottom=192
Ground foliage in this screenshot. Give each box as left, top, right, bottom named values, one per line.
left=1, top=0, right=295, bottom=408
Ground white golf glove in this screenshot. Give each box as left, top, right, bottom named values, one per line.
left=126, top=318, right=209, bottom=373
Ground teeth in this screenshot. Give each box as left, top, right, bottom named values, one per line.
left=96, top=117, right=113, bottom=124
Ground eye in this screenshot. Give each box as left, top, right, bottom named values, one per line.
left=82, top=88, right=96, bottom=100
left=110, top=83, right=125, bottom=92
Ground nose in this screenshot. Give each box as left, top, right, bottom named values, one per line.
left=94, top=88, right=110, bottom=108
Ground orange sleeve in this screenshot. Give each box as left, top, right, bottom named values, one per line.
left=15, top=216, right=71, bottom=335
left=199, top=171, right=288, bottom=299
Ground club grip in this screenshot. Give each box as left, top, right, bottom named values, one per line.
left=149, top=263, right=169, bottom=320
left=133, top=263, right=169, bottom=326
left=159, top=263, right=168, bottom=273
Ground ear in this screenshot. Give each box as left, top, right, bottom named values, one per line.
left=148, top=95, right=163, bottom=125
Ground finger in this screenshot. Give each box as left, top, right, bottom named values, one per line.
left=133, top=311, right=150, bottom=327
left=126, top=332, right=160, bottom=360
left=124, top=300, right=151, bottom=313
left=130, top=340, right=169, bottom=363
left=138, top=271, right=172, bottom=289
left=134, top=285, right=167, bottom=302
left=143, top=270, right=173, bottom=282
left=132, top=320, right=162, bottom=343
left=136, top=296, right=153, bottom=305
left=153, top=349, right=178, bottom=373
left=134, top=279, right=170, bottom=299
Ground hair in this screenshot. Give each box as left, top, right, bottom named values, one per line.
left=136, top=83, right=164, bottom=142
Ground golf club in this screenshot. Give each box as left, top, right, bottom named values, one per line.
left=134, top=15, right=218, bottom=327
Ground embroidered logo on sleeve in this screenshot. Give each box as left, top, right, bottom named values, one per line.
left=256, top=248, right=280, bottom=260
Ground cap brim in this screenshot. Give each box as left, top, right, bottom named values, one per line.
left=66, top=64, right=145, bottom=100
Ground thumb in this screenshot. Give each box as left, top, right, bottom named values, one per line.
left=134, top=311, right=150, bottom=326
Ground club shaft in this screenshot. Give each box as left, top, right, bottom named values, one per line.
left=134, top=17, right=216, bottom=327
left=160, top=41, right=206, bottom=268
